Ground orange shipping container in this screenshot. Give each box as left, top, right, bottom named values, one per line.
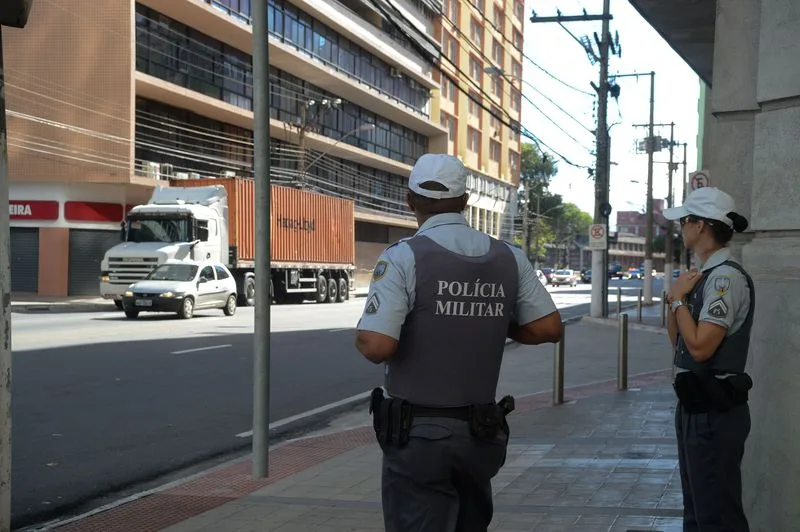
left=168, top=178, right=355, bottom=265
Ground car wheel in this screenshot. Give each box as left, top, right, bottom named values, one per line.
left=223, top=294, right=237, bottom=316
left=124, top=310, right=139, bottom=319
left=178, top=297, right=195, bottom=319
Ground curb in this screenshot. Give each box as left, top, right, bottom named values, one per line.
left=11, top=302, right=113, bottom=314
left=581, top=315, right=667, bottom=334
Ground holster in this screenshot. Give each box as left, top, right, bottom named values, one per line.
left=369, top=387, right=412, bottom=448
left=468, top=395, right=515, bottom=441
left=673, top=371, right=752, bottom=414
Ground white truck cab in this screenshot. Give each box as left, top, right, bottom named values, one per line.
left=100, top=186, right=228, bottom=307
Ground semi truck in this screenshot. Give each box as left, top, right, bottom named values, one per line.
left=99, top=178, right=356, bottom=308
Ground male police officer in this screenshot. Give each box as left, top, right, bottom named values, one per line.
left=355, top=154, right=564, bottom=532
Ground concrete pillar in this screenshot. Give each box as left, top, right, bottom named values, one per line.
left=738, top=1, right=800, bottom=529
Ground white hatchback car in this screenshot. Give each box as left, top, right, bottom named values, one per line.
left=121, top=259, right=238, bottom=319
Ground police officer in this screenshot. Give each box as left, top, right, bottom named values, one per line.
left=662, top=187, right=753, bottom=532
left=354, top=154, right=564, bottom=532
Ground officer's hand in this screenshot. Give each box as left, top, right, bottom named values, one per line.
left=670, top=269, right=702, bottom=301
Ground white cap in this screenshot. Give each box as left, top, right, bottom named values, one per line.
left=408, top=154, right=468, bottom=199
left=662, top=187, right=736, bottom=228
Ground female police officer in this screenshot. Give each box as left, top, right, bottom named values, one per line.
left=662, top=187, right=753, bottom=532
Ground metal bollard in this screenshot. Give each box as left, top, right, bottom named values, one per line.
left=618, top=313, right=628, bottom=390
left=660, top=290, right=666, bottom=327
left=553, top=335, right=565, bottom=405
left=616, top=287, right=622, bottom=315
left=637, top=288, right=643, bottom=323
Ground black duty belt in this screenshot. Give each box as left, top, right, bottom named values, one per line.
left=411, top=405, right=470, bottom=421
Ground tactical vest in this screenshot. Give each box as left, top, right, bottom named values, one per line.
left=385, top=235, right=518, bottom=407
left=675, top=260, right=755, bottom=373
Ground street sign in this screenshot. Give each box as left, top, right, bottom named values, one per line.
left=589, top=224, right=607, bottom=250
left=689, top=170, right=710, bottom=191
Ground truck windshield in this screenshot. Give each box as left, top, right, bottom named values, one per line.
left=126, top=217, right=191, bottom=243
left=146, top=264, right=198, bottom=282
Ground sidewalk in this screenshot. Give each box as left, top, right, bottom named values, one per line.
left=43, top=320, right=683, bottom=532
left=10, top=294, right=112, bottom=313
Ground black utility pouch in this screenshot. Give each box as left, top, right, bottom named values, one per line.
left=369, top=387, right=392, bottom=446
left=673, top=372, right=712, bottom=414
left=468, top=403, right=503, bottom=440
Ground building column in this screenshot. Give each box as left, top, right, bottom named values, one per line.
left=737, top=1, right=800, bottom=529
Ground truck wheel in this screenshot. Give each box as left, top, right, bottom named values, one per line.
left=316, top=275, right=328, bottom=303
left=337, top=278, right=348, bottom=302
left=327, top=278, right=338, bottom=303
left=178, top=297, right=195, bottom=319
left=124, top=310, right=139, bottom=319
left=239, top=277, right=256, bottom=307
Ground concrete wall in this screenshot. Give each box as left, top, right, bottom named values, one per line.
left=705, top=1, right=800, bottom=528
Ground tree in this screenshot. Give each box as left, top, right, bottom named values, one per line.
left=518, top=143, right=560, bottom=259
left=553, top=203, right=593, bottom=241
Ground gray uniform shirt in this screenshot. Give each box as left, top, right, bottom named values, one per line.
left=357, top=213, right=557, bottom=339
left=696, top=248, right=750, bottom=336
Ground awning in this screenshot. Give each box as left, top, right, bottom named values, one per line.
left=628, top=0, right=716, bottom=86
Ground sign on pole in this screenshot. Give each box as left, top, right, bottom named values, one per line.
left=689, top=170, right=710, bottom=191
left=589, top=224, right=607, bottom=250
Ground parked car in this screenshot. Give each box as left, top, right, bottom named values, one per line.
left=121, top=259, right=238, bottom=319
left=551, top=269, right=578, bottom=287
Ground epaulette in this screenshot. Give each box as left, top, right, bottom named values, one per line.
left=384, top=236, right=412, bottom=252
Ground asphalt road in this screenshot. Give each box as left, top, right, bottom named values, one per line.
left=10, top=277, right=661, bottom=528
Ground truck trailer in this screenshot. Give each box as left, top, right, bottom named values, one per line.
left=99, top=178, right=356, bottom=307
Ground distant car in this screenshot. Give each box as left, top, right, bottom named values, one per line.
left=535, top=269, right=547, bottom=285
left=121, top=259, right=238, bottom=319
left=581, top=269, right=592, bottom=283
left=551, top=269, right=578, bottom=287
left=541, top=268, right=553, bottom=285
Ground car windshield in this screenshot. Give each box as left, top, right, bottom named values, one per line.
left=556, top=270, right=571, bottom=275
left=146, top=264, right=198, bottom=282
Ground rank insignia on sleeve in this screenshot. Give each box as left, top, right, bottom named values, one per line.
left=365, top=293, right=380, bottom=314
left=708, top=298, right=729, bottom=319
left=713, top=276, right=731, bottom=296
left=372, top=260, right=388, bottom=282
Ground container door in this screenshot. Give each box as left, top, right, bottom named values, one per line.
left=68, top=229, right=120, bottom=296
left=10, top=227, right=39, bottom=293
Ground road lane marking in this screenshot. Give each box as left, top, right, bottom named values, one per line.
left=171, top=344, right=233, bottom=355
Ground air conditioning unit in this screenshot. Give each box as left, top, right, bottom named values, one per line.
left=174, top=172, right=189, bottom=180
left=144, top=161, right=160, bottom=179
left=188, top=172, right=201, bottom=180
left=389, top=67, right=402, bottom=78
left=160, top=163, right=175, bottom=178
left=221, top=170, right=236, bottom=178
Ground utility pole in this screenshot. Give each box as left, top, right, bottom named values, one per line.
left=252, top=0, right=272, bottom=479
left=522, top=194, right=530, bottom=260
left=682, top=142, right=690, bottom=270
left=644, top=73, right=656, bottom=304
left=531, top=1, right=614, bottom=318
left=663, top=122, right=675, bottom=294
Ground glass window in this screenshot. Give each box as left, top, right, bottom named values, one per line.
left=214, top=265, right=230, bottom=279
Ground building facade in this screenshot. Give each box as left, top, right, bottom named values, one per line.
left=433, top=0, right=524, bottom=242
left=615, top=198, right=666, bottom=238
left=4, top=0, right=452, bottom=295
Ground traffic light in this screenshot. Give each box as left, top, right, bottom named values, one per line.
left=0, top=0, right=33, bottom=28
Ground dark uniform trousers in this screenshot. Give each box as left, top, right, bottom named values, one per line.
left=381, top=416, right=508, bottom=532
left=675, top=401, right=751, bottom=532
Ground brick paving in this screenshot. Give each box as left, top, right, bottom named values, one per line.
left=49, top=318, right=686, bottom=532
